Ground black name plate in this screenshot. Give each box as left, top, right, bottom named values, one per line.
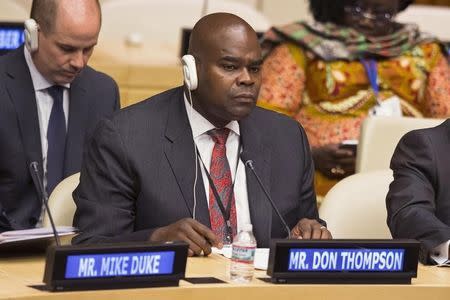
left=0, top=22, right=24, bottom=54
left=267, top=239, right=419, bottom=284
left=43, top=241, right=188, bottom=291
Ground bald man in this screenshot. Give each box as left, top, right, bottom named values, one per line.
left=0, top=0, right=119, bottom=232
left=73, top=13, right=329, bottom=255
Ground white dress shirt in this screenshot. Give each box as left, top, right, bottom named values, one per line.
left=184, top=95, right=251, bottom=233
left=24, top=47, right=70, bottom=225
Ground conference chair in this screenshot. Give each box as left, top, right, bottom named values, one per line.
left=397, top=4, right=450, bottom=41
left=42, top=173, right=80, bottom=227
left=355, top=116, right=445, bottom=173
left=319, top=170, right=393, bottom=239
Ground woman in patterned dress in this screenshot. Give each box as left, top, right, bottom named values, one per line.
left=259, top=0, right=450, bottom=197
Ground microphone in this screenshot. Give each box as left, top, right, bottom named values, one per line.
left=29, top=162, right=60, bottom=246
left=241, top=153, right=291, bottom=239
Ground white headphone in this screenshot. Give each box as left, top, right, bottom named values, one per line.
left=24, top=19, right=39, bottom=52
left=181, top=54, right=198, bottom=91
left=181, top=54, right=200, bottom=220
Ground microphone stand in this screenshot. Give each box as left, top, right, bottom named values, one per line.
left=29, top=162, right=60, bottom=246
left=243, top=159, right=291, bottom=239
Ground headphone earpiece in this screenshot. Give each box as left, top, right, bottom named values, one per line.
left=24, top=19, right=39, bottom=53
left=181, top=54, right=198, bottom=91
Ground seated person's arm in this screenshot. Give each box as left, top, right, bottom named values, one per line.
left=386, top=130, right=450, bottom=264
left=422, top=43, right=450, bottom=118
left=259, top=43, right=306, bottom=116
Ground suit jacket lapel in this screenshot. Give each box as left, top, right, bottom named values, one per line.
left=164, top=88, right=210, bottom=227
left=445, top=119, right=450, bottom=139
left=64, top=75, right=88, bottom=175
left=5, top=47, right=43, bottom=177
left=240, top=114, right=272, bottom=247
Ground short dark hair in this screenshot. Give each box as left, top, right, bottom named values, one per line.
left=308, top=0, right=414, bottom=25
left=399, top=0, right=414, bottom=11
left=30, top=0, right=58, bottom=33
left=30, top=0, right=101, bottom=33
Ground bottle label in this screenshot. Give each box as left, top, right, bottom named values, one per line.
left=231, top=245, right=255, bottom=264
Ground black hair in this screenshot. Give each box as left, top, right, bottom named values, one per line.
left=308, top=0, right=414, bottom=25
left=30, top=0, right=58, bottom=33
left=399, top=0, right=414, bottom=11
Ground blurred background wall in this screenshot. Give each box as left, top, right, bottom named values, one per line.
left=11, top=0, right=312, bottom=25
left=2, top=0, right=449, bottom=107
left=10, top=0, right=450, bottom=24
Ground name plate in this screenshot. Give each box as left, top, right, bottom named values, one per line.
left=0, top=23, right=24, bottom=53
left=43, top=241, right=188, bottom=291
left=267, top=239, right=419, bottom=284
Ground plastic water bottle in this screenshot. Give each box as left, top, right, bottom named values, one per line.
left=230, top=223, right=257, bottom=283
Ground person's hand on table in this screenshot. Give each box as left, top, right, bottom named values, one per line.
left=312, top=144, right=355, bottom=180
left=150, top=218, right=223, bottom=256
left=290, top=218, right=332, bottom=239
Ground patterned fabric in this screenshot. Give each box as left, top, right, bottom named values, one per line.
left=46, top=85, right=67, bottom=196
left=262, top=21, right=437, bottom=61
left=259, top=26, right=450, bottom=197
left=208, top=128, right=237, bottom=244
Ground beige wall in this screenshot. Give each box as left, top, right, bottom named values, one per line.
left=10, top=0, right=311, bottom=26
left=260, top=0, right=311, bottom=25
left=8, top=0, right=450, bottom=26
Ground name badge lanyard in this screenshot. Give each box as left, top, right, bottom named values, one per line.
left=361, top=59, right=382, bottom=106
left=196, top=143, right=241, bottom=244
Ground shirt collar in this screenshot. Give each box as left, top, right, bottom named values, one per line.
left=183, top=93, right=240, bottom=139
left=24, top=47, right=70, bottom=91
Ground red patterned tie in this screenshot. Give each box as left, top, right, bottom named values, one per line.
left=208, top=128, right=237, bottom=244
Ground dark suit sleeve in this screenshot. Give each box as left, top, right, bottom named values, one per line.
left=72, top=118, right=154, bottom=244
left=112, top=80, right=120, bottom=111
left=297, top=124, right=322, bottom=224
left=386, top=130, right=450, bottom=263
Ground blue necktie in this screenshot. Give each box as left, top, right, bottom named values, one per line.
left=46, top=85, right=66, bottom=196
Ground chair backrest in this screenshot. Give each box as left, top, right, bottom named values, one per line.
left=355, top=116, right=444, bottom=173
left=42, top=173, right=80, bottom=227
left=397, top=4, right=450, bottom=41
left=319, top=170, right=393, bottom=239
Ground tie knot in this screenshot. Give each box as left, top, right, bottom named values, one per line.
left=208, top=128, right=230, bottom=145
left=47, top=85, right=64, bottom=103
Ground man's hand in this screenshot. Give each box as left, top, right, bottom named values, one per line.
left=290, top=218, right=332, bottom=240
left=312, top=144, right=355, bottom=180
left=149, top=218, right=223, bottom=256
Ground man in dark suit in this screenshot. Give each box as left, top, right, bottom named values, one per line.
left=73, top=13, right=330, bottom=256
left=0, top=0, right=119, bottom=232
left=386, top=119, right=450, bottom=264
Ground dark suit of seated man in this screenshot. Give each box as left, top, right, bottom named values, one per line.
left=387, top=119, right=450, bottom=264
left=0, top=0, right=119, bottom=232
left=73, top=13, right=331, bottom=256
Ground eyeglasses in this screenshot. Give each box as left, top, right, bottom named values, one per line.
left=344, top=5, right=396, bottom=24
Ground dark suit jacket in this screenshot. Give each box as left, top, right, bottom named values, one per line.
left=73, top=86, right=321, bottom=247
left=386, top=119, right=450, bottom=264
left=0, top=46, right=120, bottom=231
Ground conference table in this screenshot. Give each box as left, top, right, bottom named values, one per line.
left=1, top=252, right=449, bottom=300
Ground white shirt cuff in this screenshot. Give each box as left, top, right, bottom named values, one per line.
left=430, top=240, right=450, bottom=265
